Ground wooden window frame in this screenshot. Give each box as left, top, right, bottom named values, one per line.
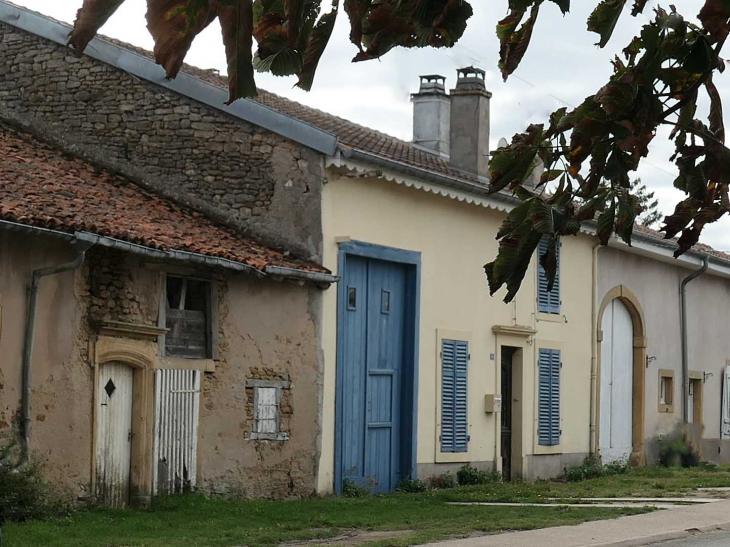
left=158, top=273, right=219, bottom=361
left=658, top=369, right=674, bottom=414
left=245, top=379, right=290, bottom=441
left=688, top=371, right=703, bottom=426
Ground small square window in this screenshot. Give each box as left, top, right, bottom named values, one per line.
left=164, top=276, right=211, bottom=359
left=658, top=370, right=674, bottom=413
left=245, top=380, right=290, bottom=441
left=256, top=387, right=278, bottom=434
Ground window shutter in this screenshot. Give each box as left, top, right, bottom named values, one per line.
left=454, top=340, right=469, bottom=453
left=441, top=339, right=456, bottom=452
left=550, top=350, right=561, bottom=445
left=537, top=237, right=561, bottom=314
left=538, top=349, right=561, bottom=446
left=441, top=339, right=469, bottom=453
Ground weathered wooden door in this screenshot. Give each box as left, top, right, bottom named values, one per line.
left=339, top=256, right=408, bottom=494
left=500, top=348, right=515, bottom=481
left=153, top=369, right=201, bottom=495
left=96, top=362, right=134, bottom=507
left=600, top=299, right=634, bottom=463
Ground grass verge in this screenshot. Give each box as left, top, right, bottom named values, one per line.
left=5, top=466, right=730, bottom=547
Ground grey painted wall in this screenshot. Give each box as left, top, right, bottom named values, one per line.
left=597, top=246, right=730, bottom=462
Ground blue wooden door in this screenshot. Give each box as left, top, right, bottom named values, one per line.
left=340, top=256, right=408, bottom=494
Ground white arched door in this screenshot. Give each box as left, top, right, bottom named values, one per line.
left=600, top=299, right=634, bottom=463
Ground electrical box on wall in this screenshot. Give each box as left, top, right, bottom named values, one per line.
left=485, top=394, right=502, bottom=413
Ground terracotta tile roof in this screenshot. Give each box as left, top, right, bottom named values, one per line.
left=0, top=121, right=328, bottom=274
left=99, top=37, right=481, bottom=184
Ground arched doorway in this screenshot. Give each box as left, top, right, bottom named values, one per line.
left=597, top=286, right=647, bottom=466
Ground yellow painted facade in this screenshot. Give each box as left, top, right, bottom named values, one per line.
left=317, top=169, right=595, bottom=492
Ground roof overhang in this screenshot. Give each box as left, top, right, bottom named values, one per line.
left=0, top=1, right=338, bottom=156
left=0, top=219, right=338, bottom=286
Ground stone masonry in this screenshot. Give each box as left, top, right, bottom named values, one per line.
left=0, top=22, right=325, bottom=261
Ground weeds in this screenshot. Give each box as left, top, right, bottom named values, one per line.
left=456, top=465, right=501, bottom=486
left=658, top=434, right=700, bottom=468
left=563, top=456, right=629, bottom=482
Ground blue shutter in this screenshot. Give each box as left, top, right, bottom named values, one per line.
left=537, top=237, right=561, bottom=314
left=440, top=339, right=455, bottom=452
left=454, top=340, right=469, bottom=453
left=441, top=339, right=469, bottom=453
left=538, top=349, right=561, bottom=446
left=550, top=350, right=561, bottom=445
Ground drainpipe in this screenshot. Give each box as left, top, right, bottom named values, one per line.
left=589, top=242, right=601, bottom=456
left=20, top=242, right=92, bottom=466
left=680, top=256, right=709, bottom=424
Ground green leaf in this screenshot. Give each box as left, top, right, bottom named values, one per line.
left=705, top=76, right=725, bottom=142
left=587, top=0, right=627, bottom=48
left=497, top=3, right=541, bottom=81
left=549, top=0, right=570, bottom=15
left=216, top=0, right=258, bottom=102
left=297, top=0, right=339, bottom=90
left=69, top=0, right=127, bottom=55
left=147, top=0, right=216, bottom=79
left=596, top=201, right=616, bottom=244
left=631, top=0, right=648, bottom=16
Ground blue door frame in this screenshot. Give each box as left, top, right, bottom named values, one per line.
left=334, top=241, right=421, bottom=495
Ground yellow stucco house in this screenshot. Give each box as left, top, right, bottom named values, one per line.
left=315, top=70, right=596, bottom=493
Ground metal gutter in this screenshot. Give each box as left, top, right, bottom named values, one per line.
left=265, top=265, right=338, bottom=285
left=680, top=256, right=709, bottom=424
left=0, top=1, right=338, bottom=156
left=21, top=241, right=92, bottom=467
left=0, top=220, right=332, bottom=285
left=73, top=232, right=264, bottom=277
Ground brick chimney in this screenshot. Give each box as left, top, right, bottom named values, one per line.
left=411, top=75, right=451, bottom=158
left=449, top=67, right=491, bottom=179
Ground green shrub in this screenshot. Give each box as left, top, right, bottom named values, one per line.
left=0, top=442, right=68, bottom=527
left=658, top=434, right=700, bottom=468
left=562, top=456, right=629, bottom=482
left=341, top=478, right=369, bottom=498
left=456, top=465, right=501, bottom=486
left=395, top=477, right=427, bottom=493
left=426, top=473, right=457, bottom=489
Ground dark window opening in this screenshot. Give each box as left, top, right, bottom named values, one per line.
left=165, top=276, right=210, bottom=359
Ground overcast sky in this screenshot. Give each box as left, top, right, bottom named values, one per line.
left=12, top=0, right=730, bottom=250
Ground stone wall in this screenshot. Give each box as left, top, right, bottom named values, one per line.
left=0, top=22, right=324, bottom=261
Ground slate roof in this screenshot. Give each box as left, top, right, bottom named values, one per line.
left=0, top=121, right=327, bottom=274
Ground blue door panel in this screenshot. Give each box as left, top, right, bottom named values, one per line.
left=340, top=256, right=408, bottom=494
left=341, top=256, right=368, bottom=485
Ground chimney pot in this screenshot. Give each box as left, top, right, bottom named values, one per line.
left=449, top=67, right=492, bottom=179
left=411, top=74, right=451, bottom=158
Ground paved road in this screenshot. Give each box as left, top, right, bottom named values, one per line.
left=647, top=531, right=730, bottom=546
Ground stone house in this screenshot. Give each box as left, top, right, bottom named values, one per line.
left=0, top=1, right=338, bottom=507
left=0, top=116, right=338, bottom=506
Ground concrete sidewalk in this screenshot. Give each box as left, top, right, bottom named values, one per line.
left=424, top=499, right=730, bottom=547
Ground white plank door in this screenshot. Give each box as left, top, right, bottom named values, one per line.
left=153, top=369, right=201, bottom=495
left=722, top=366, right=730, bottom=438
left=600, top=299, right=634, bottom=463
left=96, top=362, right=134, bottom=507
